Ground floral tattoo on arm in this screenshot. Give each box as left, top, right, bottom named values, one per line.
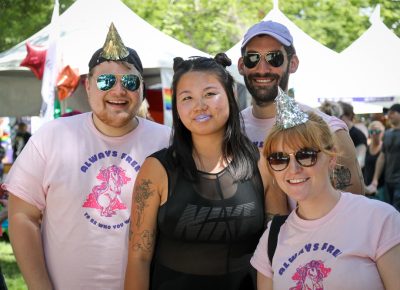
left=133, top=179, right=154, bottom=227
left=129, top=229, right=155, bottom=252
left=333, top=165, right=352, bottom=190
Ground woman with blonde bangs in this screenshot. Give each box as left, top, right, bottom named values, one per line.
left=263, top=112, right=336, bottom=163
left=364, top=120, right=386, bottom=200
left=250, top=92, right=400, bottom=290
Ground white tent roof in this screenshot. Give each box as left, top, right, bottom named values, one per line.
left=338, top=5, right=400, bottom=100
left=0, top=0, right=209, bottom=116
left=226, top=5, right=340, bottom=107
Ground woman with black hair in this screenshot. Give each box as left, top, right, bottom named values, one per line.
left=124, top=53, right=287, bottom=290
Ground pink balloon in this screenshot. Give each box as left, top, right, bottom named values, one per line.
left=20, top=42, right=47, bottom=80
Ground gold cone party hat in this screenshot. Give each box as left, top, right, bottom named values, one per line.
left=100, top=23, right=129, bottom=60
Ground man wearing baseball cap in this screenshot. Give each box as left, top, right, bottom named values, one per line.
left=368, top=103, right=400, bottom=211
left=238, top=20, right=365, bottom=212
left=4, top=23, right=170, bottom=289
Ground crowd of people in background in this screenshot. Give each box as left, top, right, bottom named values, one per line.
left=0, top=19, right=399, bottom=290
left=0, top=121, right=31, bottom=183
left=319, top=99, right=400, bottom=211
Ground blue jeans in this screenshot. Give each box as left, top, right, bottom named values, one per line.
left=385, top=182, right=400, bottom=212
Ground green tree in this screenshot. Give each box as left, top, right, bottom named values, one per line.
left=125, top=0, right=400, bottom=54
left=0, top=0, right=74, bottom=52
left=279, top=0, right=400, bottom=52
left=1, top=0, right=399, bottom=54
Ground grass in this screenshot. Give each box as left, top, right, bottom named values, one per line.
left=0, top=237, right=27, bottom=290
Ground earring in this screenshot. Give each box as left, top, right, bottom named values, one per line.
left=330, top=168, right=336, bottom=186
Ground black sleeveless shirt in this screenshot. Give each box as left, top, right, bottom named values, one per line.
left=149, top=148, right=265, bottom=290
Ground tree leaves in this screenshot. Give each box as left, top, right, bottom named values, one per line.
left=0, top=0, right=399, bottom=55
left=0, top=0, right=75, bottom=52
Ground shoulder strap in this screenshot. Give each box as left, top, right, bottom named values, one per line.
left=268, top=215, right=288, bottom=264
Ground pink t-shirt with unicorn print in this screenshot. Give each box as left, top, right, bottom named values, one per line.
left=3, top=113, right=170, bottom=290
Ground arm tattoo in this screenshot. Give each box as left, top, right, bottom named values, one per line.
left=133, top=179, right=154, bottom=227
left=333, top=165, right=352, bottom=190
left=130, top=229, right=156, bottom=252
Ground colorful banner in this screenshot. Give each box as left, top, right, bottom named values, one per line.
left=160, top=67, right=173, bottom=126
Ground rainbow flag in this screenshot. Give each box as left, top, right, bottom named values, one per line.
left=163, top=88, right=172, bottom=110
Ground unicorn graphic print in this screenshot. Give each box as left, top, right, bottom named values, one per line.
left=83, top=165, right=131, bottom=217
left=290, top=260, right=331, bottom=290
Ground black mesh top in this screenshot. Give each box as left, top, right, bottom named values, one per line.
left=150, top=149, right=265, bottom=290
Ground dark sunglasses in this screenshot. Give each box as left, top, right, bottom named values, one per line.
left=369, top=129, right=382, bottom=135
left=267, top=148, right=320, bottom=171
left=243, top=51, right=285, bottom=69
left=96, top=74, right=141, bottom=92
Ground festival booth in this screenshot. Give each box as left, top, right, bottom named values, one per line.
left=0, top=0, right=210, bottom=125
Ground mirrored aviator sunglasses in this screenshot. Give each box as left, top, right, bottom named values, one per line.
left=369, top=129, right=382, bottom=135
left=243, top=51, right=284, bottom=69
left=96, top=74, right=141, bottom=92
left=267, top=149, right=320, bottom=171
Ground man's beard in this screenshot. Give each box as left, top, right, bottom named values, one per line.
left=244, top=69, right=290, bottom=107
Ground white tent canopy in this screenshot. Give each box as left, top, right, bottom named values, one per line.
left=0, top=0, right=210, bottom=117
left=338, top=5, right=400, bottom=100
left=226, top=4, right=340, bottom=107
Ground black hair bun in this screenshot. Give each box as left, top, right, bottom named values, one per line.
left=214, top=53, right=232, bottom=68
left=173, top=57, right=185, bottom=72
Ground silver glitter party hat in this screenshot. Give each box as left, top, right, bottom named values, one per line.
left=275, top=87, right=308, bottom=129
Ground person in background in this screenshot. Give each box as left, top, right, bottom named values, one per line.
left=251, top=90, right=400, bottom=290
left=124, top=54, right=288, bottom=290
left=2, top=23, right=170, bottom=290
left=0, top=190, right=8, bottom=290
left=0, top=144, right=5, bottom=182
left=363, top=121, right=386, bottom=201
left=0, top=191, right=7, bottom=230
left=318, top=100, right=343, bottom=118
left=136, top=99, right=154, bottom=121
left=338, top=101, right=367, bottom=169
left=368, top=103, right=400, bottom=211
left=237, top=21, right=365, bottom=209
left=12, top=122, right=31, bottom=162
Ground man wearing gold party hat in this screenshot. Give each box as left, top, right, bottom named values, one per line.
left=3, top=23, right=170, bottom=290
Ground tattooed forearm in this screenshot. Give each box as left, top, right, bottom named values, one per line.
left=130, top=230, right=156, bottom=252
left=133, top=179, right=154, bottom=227
left=333, top=165, right=352, bottom=190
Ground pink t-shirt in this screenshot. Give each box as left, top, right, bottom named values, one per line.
left=3, top=113, right=171, bottom=290
left=251, top=192, right=400, bottom=289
